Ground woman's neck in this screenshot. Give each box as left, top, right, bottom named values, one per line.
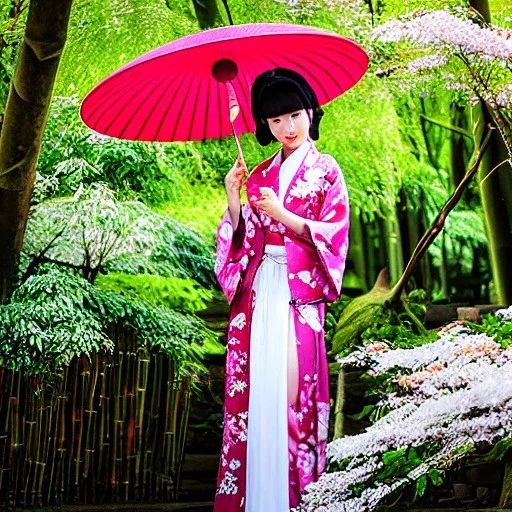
left=281, top=147, right=295, bottom=162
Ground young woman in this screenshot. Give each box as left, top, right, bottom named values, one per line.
left=214, top=68, right=350, bottom=511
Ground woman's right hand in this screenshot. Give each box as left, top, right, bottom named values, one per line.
left=224, top=157, right=247, bottom=200
left=225, top=157, right=247, bottom=230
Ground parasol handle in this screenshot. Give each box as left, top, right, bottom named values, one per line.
left=225, top=81, right=246, bottom=169
left=231, top=122, right=245, bottom=165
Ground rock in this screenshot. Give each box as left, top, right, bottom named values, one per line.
left=476, top=486, right=490, bottom=502
left=466, top=465, right=502, bottom=486
left=452, top=483, right=472, bottom=500
left=457, top=307, right=479, bottom=322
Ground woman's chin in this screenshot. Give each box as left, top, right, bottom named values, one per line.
left=283, top=138, right=304, bottom=153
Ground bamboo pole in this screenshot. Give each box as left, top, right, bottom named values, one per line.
left=333, top=368, right=345, bottom=439
left=0, top=329, right=190, bottom=505
left=0, top=0, right=74, bottom=300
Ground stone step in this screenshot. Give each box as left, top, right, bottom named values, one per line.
left=36, top=503, right=213, bottom=512
left=178, top=477, right=216, bottom=504
left=390, top=508, right=506, bottom=511
left=182, top=453, right=219, bottom=476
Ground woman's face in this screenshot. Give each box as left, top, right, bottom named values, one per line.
left=267, top=109, right=310, bottom=157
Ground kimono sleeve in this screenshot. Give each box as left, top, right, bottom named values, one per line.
left=215, top=203, right=255, bottom=304
left=303, top=157, right=350, bottom=301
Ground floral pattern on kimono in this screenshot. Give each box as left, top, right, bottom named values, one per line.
left=214, top=142, right=349, bottom=511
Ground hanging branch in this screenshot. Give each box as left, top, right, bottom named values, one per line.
left=220, top=0, right=234, bottom=25
left=390, top=128, right=492, bottom=303
left=420, top=114, right=474, bottom=140
left=21, top=224, right=67, bottom=282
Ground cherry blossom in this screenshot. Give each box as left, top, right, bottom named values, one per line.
left=297, top=309, right=512, bottom=510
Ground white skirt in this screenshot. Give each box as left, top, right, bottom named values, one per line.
left=245, top=245, right=291, bottom=512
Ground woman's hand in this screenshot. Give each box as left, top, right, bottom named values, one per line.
left=256, top=187, right=307, bottom=236
left=225, top=157, right=247, bottom=229
left=255, top=187, right=283, bottom=220
left=225, top=157, right=247, bottom=200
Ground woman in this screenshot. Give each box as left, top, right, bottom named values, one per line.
left=214, top=68, right=350, bottom=511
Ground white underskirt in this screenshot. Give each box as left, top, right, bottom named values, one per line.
left=245, top=245, right=291, bottom=512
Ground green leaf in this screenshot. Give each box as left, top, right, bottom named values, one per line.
left=414, top=474, right=427, bottom=500
left=428, top=468, right=443, bottom=487
left=346, top=404, right=375, bottom=421
left=407, top=446, right=421, bottom=465
left=382, top=448, right=407, bottom=466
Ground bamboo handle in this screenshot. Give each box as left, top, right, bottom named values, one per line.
left=226, top=81, right=246, bottom=167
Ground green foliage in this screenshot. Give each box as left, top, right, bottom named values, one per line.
left=329, top=442, right=446, bottom=501
left=361, top=319, right=437, bottom=349
left=37, top=98, right=180, bottom=205
left=325, top=295, right=352, bottom=353
left=378, top=0, right=466, bottom=21
left=58, top=0, right=198, bottom=99
left=57, top=0, right=290, bottom=98
left=96, top=273, right=213, bottom=314
left=0, top=1, right=27, bottom=112
left=24, top=184, right=216, bottom=288
left=36, top=99, right=271, bottom=238
left=0, top=267, right=214, bottom=379
left=470, top=312, right=512, bottom=348
left=320, top=76, right=418, bottom=221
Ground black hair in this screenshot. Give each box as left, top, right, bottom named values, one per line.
left=251, top=68, right=324, bottom=146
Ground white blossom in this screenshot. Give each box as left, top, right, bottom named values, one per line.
left=372, top=10, right=512, bottom=62
left=303, top=309, right=512, bottom=510
left=496, top=305, right=512, bottom=321
left=407, top=53, right=449, bottom=73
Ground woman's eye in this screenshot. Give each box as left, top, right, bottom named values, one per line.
left=272, top=119, right=280, bottom=124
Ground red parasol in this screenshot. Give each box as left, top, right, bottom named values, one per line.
left=80, top=23, right=368, bottom=159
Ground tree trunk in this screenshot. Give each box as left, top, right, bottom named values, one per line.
left=386, top=206, right=403, bottom=286
left=0, top=0, right=73, bottom=301
left=469, top=0, right=512, bottom=305
left=499, top=459, right=512, bottom=508
left=469, top=0, right=491, bottom=22
left=449, top=103, right=472, bottom=189
left=476, top=111, right=512, bottom=305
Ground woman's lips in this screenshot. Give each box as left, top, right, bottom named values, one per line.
left=285, top=135, right=297, bottom=142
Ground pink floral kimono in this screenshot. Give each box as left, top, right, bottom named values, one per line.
left=214, top=141, right=349, bottom=511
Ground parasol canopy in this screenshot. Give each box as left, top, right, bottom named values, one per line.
left=80, top=23, right=369, bottom=144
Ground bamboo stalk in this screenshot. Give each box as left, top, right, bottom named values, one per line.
left=97, top=353, right=108, bottom=502
left=84, top=354, right=99, bottom=478
left=0, top=0, right=74, bottom=300
left=112, top=350, right=123, bottom=500
left=175, top=376, right=191, bottom=500
left=24, top=377, right=38, bottom=506
left=0, top=327, right=191, bottom=506
left=135, top=350, right=149, bottom=500
left=36, top=387, right=48, bottom=506
left=334, top=368, right=345, bottom=439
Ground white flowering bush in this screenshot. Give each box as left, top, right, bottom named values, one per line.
left=371, top=8, right=512, bottom=158
left=298, top=306, right=512, bottom=511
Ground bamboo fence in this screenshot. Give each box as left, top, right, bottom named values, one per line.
left=0, top=326, right=191, bottom=507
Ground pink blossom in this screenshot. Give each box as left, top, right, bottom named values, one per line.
left=407, top=53, right=448, bottom=73
left=372, top=10, right=512, bottom=62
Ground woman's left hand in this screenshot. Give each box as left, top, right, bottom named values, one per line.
left=255, top=187, right=283, bottom=220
